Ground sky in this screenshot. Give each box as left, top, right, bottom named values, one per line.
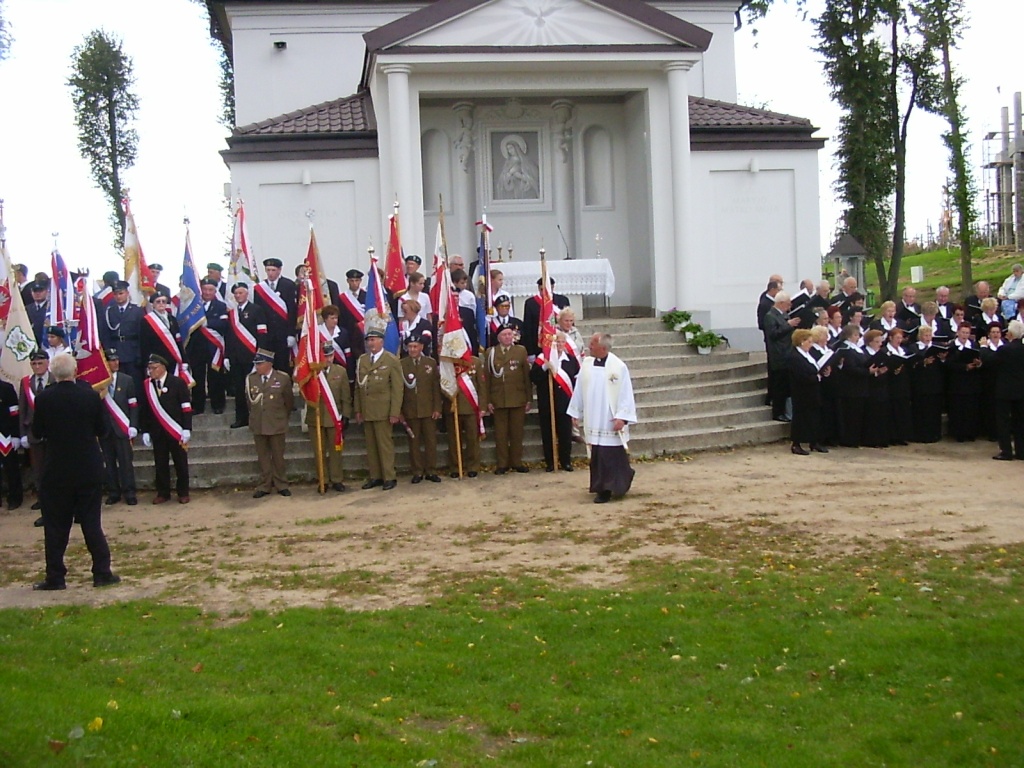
left=0, top=0, right=1020, bottom=281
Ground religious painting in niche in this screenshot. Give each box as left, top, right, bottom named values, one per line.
left=491, top=131, right=542, bottom=201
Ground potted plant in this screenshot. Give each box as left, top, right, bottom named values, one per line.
left=679, top=321, right=703, bottom=341
left=661, top=308, right=692, bottom=331
left=690, top=330, right=723, bottom=355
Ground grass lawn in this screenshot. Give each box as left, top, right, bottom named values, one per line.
left=2, top=535, right=1022, bottom=766
left=862, top=246, right=1022, bottom=299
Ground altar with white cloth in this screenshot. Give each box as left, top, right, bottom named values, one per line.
left=490, top=258, right=615, bottom=318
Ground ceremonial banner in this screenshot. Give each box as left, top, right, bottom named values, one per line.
left=73, top=276, right=112, bottom=392
left=365, top=251, right=400, bottom=354
left=229, top=198, right=260, bottom=286
left=429, top=217, right=447, bottom=320
left=383, top=208, right=408, bottom=297
left=49, top=249, right=75, bottom=334
left=473, top=215, right=494, bottom=354
left=297, top=227, right=329, bottom=329
left=0, top=242, right=36, bottom=386
left=294, top=282, right=324, bottom=404
left=123, top=196, right=157, bottom=306
left=175, top=228, right=207, bottom=348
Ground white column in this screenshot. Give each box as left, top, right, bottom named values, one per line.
left=665, top=61, right=695, bottom=310
left=383, top=64, right=414, bottom=243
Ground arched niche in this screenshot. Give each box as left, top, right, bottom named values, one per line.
left=421, top=128, right=452, bottom=213
left=582, top=125, right=613, bottom=209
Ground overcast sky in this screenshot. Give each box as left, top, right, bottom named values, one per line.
left=0, top=0, right=1019, bottom=280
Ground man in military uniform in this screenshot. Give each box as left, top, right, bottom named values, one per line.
left=339, top=269, right=367, bottom=359
left=139, top=354, right=193, bottom=505
left=486, top=326, right=532, bottom=474
left=354, top=323, right=404, bottom=490
left=488, top=296, right=524, bottom=347
left=100, top=349, right=139, bottom=506
left=99, top=280, right=146, bottom=392
left=149, top=264, right=172, bottom=300
left=20, top=350, right=52, bottom=523
left=401, top=334, right=442, bottom=483
left=226, top=282, right=269, bottom=428
left=521, top=278, right=571, bottom=357
left=206, top=262, right=229, bottom=300
left=305, top=340, right=352, bottom=492
left=247, top=349, right=295, bottom=498
left=187, top=278, right=229, bottom=415
left=253, top=257, right=298, bottom=372
left=25, top=279, right=50, bottom=348
left=447, top=355, right=486, bottom=478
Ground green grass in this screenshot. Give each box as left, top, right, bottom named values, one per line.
left=1, top=537, right=1023, bottom=767
left=862, top=245, right=1021, bottom=298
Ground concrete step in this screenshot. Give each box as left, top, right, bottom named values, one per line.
left=636, top=391, right=768, bottom=419
left=635, top=373, right=766, bottom=401
left=629, top=421, right=790, bottom=455
left=632, top=405, right=773, bottom=434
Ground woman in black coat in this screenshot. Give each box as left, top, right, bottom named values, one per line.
left=909, top=324, right=947, bottom=443
left=787, top=329, right=829, bottom=455
left=861, top=330, right=891, bottom=448
left=884, top=327, right=913, bottom=445
left=834, top=323, right=871, bottom=447
left=945, top=323, right=983, bottom=442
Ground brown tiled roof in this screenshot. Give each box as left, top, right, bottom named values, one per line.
left=234, top=92, right=376, bottom=136
left=689, top=96, right=813, bottom=130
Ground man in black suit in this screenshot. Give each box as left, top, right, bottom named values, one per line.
left=764, top=292, right=800, bottom=421
left=488, top=296, right=524, bottom=347
left=186, top=279, right=229, bottom=415
left=521, top=277, right=570, bottom=357
left=148, top=264, right=172, bottom=300
left=206, top=262, right=229, bottom=300
left=99, top=281, right=146, bottom=392
left=140, top=354, right=193, bottom=504
left=338, top=269, right=366, bottom=359
left=896, top=286, right=922, bottom=329
left=100, top=349, right=140, bottom=506
left=253, top=257, right=298, bottom=372
left=964, top=280, right=992, bottom=321
left=25, top=280, right=50, bottom=347
left=990, top=319, right=1024, bottom=460
left=31, top=354, right=119, bottom=591
left=226, top=282, right=269, bottom=428
left=0, top=377, right=23, bottom=511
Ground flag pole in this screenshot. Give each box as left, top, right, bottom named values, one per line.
left=315, top=401, right=326, bottom=494
left=548, top=368, right=559, bottom=472
left=452, top=392, right=464, bottom=479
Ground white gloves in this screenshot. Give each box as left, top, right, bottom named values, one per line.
left=286, top=336, right=296, bottom=348
left=128, top=427, right=138, bottom=439
left=142, top=433, right=152, bottom=447
left=181, top=429, right=191, bottom=444
left=223, top=359, right=231, bottom=372
left=20, top=436, right=29, bottom=449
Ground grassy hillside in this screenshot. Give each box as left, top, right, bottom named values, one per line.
left=861, top=246, right=1022, bottom=301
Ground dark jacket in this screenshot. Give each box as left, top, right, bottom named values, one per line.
left=99, top=303, right=146, bottom=366
left=521, top=292, right=570, bottom=356
left=32, top=380, right=106, bottom=487
left=226, top=301, right=269, bottom=364
left=763, top=308, right=795, bottom=371
left=139, top=374, right=193, bottom=439
left=102, top=370, right=140, bottom=436
left=990, top=338, right=1024, bottom=401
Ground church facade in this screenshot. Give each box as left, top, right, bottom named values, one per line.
left=209, top=0, right=824, bottom=341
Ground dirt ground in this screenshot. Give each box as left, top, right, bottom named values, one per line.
left=1, top=440, right=1021, bottom=613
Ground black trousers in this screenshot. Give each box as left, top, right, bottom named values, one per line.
left=40, top=484, right=111, bottom=585
left=768, top=368, right=790, bottom=419
left=0, top=450, right=23, bottom=507
left=101, top=436, right=137, bottom=497
left=228, top=357, right=252, bottom=424
left=189, top=357, right=226, bottom=414
left=153, top=433, right=189, bottom=498
left=996, top=398, right=1024, bottom=458
left=536, top=390, right=573, bottom=469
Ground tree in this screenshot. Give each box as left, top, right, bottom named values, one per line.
left=914, top=0, right=975, bottom=299
left=0, top=0, right=11, bottom=61
left=67, top=30, right=139, bottom=248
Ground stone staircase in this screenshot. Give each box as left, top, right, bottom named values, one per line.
left=132, top=317, right=786, bottom=488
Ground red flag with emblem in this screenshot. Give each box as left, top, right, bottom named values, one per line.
left=383, top=207, right=408, bottom=297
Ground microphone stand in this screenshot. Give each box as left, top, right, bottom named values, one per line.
left=556, top=224, right=572, bottom=260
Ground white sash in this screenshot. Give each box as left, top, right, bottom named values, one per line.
left=200, top=326, right=226, bottom=369
left=340, top=292, right=365, bottom=320
left=255, top=281, right=289, bottom=321
left=456, top=371, right=485, bottom=436
left=318, top=370, right=344, bottom=448
left=319, top=326, right=347, bottom=367
left=145, top=313, right=194, bottom=387
left=229, top=307, right=258, bottom=355
left=145, top=378, right=185, bottom=442
left=104, top=388, right=132, bottom=438
left=536, top=351, right=574, bottom=398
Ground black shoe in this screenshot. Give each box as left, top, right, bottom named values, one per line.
left=411, top=475, right=423, bottom=484
left=278, top=489, right=292, bottom=497
left=382, top=480, right=397, bottom=491
left=810, top=445, right=829, bottom=454
left=774, top=415, right=791, bottom=423
left=125, top=497, right=138, bottom=506
left=93, top=573, right=121, bottom=588
left=32, top=580, right=66, bottom=591
left=426, top=474, right=442, bottom=483
left=230, top=420, right=248, bottom=429
left=513, top=466, right=529, bottom=474
left=105, top=495, right=121, bottom=505
left=362, top=479, right=383, bottom=490
left=594, top=491, right=612, bottom=504
left=7, top=500, right=22, bottom=511
left=449, top=472, right=460, bottom=479
left=495, top=467, right=509, bottom=476
left=791, top=444, right=810, bottom=456
left=992, top=454, right=1014, bottom=461
left=213, top=408, right=225, bottom=415
left=253, top=490, right=270, bottom=499
left=31, top=501, right=41, bottom=511
left=467, top=471, right=478, bottom=478
left=560, top=464, right=574, bottom=472
left=545, top=466, right=555, bottom=472
left=331, top=483, right=346, bottom=492
left=33, top=516, right=44, bottom=527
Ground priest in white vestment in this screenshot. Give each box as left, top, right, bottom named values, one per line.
left=567, top=333, right=637, bottom=503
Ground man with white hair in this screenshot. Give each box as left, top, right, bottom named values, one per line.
left=990, top=319, right=1024, bottom=461
left=568, top=333, right=636, bottom=504
left=763, top=292, right=800, bottom=421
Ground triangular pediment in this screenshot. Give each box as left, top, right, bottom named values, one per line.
left=364, top=0, right=712, bottom=53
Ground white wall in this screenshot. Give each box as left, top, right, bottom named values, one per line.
left=655, top=0, right=740, bottom=101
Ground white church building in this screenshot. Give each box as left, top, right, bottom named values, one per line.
left=208, top=0, right=824, bottom=344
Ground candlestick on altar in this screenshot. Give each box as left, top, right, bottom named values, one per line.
left=496, top=241, right=503, bottom=262
left=595, top=233, right=603, bottom=257
left=507, top=241, right=514, bottom=261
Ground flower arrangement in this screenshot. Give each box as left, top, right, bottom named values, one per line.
left=690, top=330, right=724, bottom=350
left=661, top=308, right=692, bottom=330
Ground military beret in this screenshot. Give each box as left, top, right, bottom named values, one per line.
left=494, top=296, right=510, bottom=307
left=199, top=278, right=218, bottom=287
left=321, top=340, right=336, bottom=353
left=231, top=282, right=249, bottom=292
left=148, top=354, right=170, bottom=368
left=29, top=350, right=48, bottom=361
left=406, top=334, right=425, bottom=346
left=46, top=326, right=65, bottom=339
left=253, top=349, right=275, bottom=364
left=114, top=280, right=130, bottom=291
left=345, top=269, right=364, bottom=280
left=149, top=263, right=163, bottom=272
left=405, top=254, right=422, bottom=265
left=207, top=262, right=224, bottom=272
left=536, top=277, right=555, bottom=286
left=262, top=258, right=283, bottom=268
left=102, top=270, right=120, bottom=284
left=105, top=348, right=119, bottom=361
left=30, top=280, right=49, bottom=291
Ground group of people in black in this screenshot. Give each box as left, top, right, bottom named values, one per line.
left=759, top=275, right=1024, bottom=460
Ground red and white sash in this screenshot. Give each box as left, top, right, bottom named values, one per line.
left=144, top=378, right=186, bottom=442
left=340, top=292, right=366, bottom=334
left=21, top=377, right=37, bottom=411
left=145, top=313, right=195, bottom=387
left=457, top=371, right=485, bottom=436
left=535, top=352, right=574, bottom=398
left=562, top=335, right=580, bottom=360
left=318, top=370, right=345, bottom=448
left=200, top=326, right=226, bottom=369
left=319, top=326, right=348, bottom=368
left=255, top=282, right=289, bottom=322
left=229, top=307, right=258, bottom=355
left=104, top=391, right=132, bottom=438
left=94, top=287, right=113, bottom=306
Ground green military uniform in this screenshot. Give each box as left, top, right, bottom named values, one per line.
left=401, top=354, right=442, bottom=479
left=355, top=349, right=404, bottom=483
left=447, top=356, right=488, bottom=476
left=304, top=362, right=353, bottom=489
left=247, top=368, right=295, bottom=493
left=485, top=342, right=531, bottom=471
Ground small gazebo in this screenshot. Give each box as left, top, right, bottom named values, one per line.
left=827, top=233, right=868, bottom=295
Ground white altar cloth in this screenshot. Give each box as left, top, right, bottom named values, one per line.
left=493, top=258, right=615, bottom=298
